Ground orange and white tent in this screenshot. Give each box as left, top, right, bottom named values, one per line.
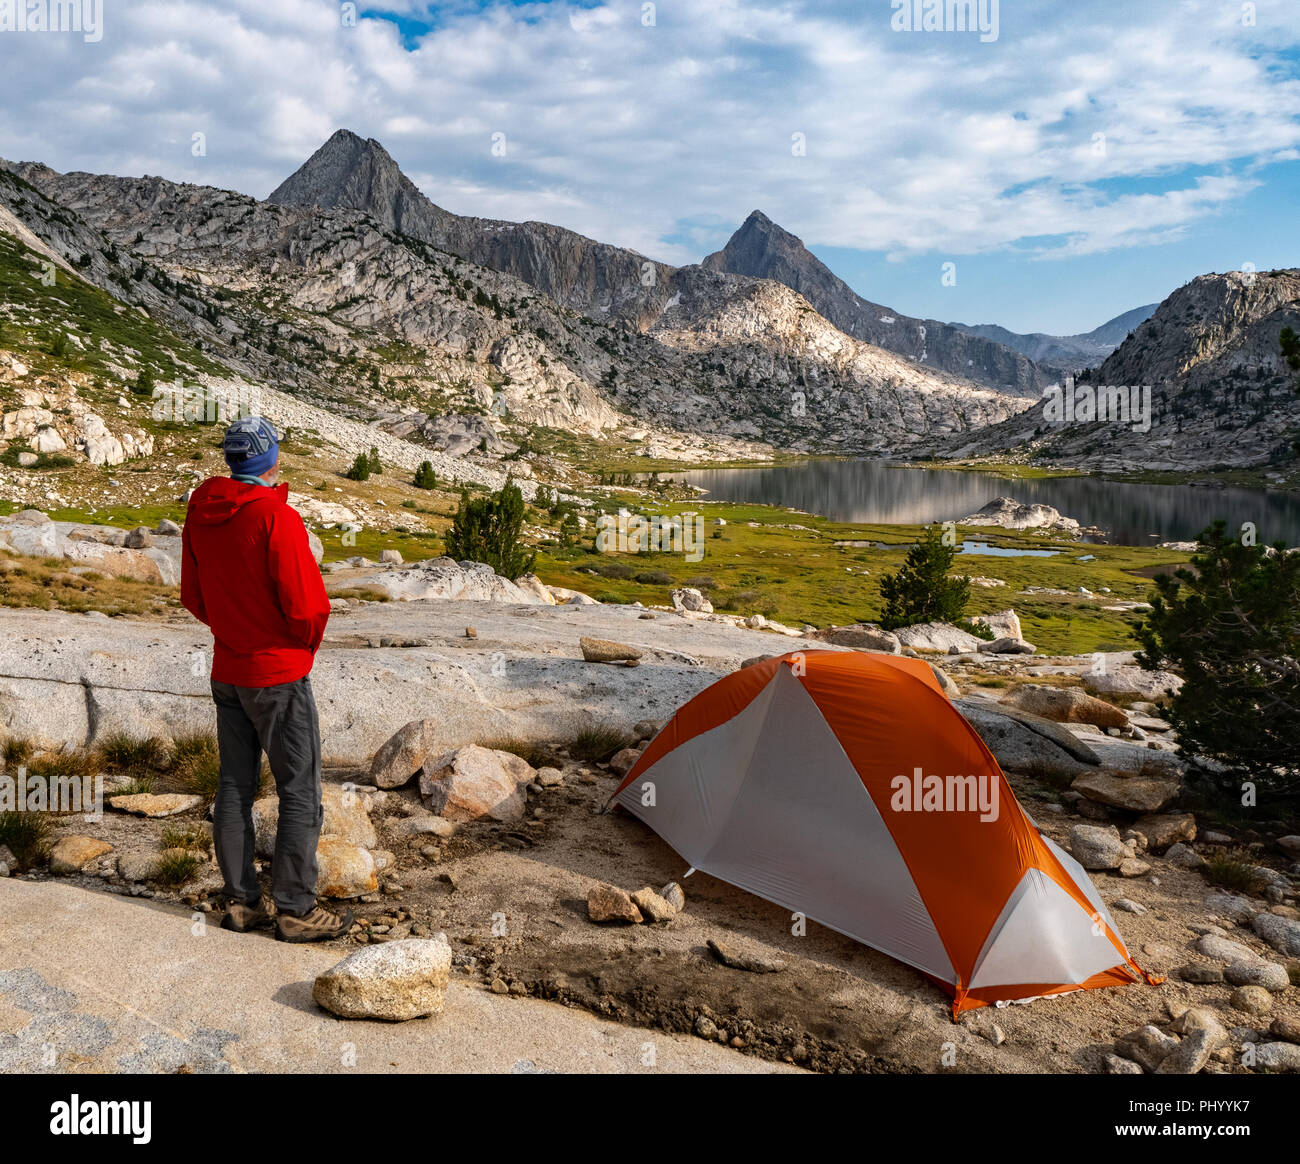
left=609, top=650, right=1156, bottom=1017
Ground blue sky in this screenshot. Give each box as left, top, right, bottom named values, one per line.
left=1, top=0, right=1298, bottom=333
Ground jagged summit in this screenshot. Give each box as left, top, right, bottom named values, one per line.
left=705, top=210, right=1053, bottom=394
left=268, top=128, right=455, bottom=238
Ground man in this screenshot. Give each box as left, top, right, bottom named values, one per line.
left=180, top=416, right=352, bottom=943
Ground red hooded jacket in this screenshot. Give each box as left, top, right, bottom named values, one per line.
left=181, top=478, right=330, bottom=687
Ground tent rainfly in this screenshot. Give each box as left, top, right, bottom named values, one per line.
left=609, top=650, right=1159, bottom=1018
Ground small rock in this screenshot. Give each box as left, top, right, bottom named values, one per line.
left=1253, top=1042, right=1300, bottom=1072
left=1230, top=986, right=1273, bottom=1015
left=1104, top=1053, right=1144, bottom=1075
left=1177, top=963, right=1224, bottom=984
left=1195, top=934, right=1263, bottom=964
left=706, top=937, right=786, bottom=973
left=609, top=747, right=641, bottom=777
left=1269, top=1017, right=1300, bottom=1045
left=586, top=883, right=643, bottom=924
left=1115, top=1024, right=1180, bottom=1072
left=630, top=887, right=678, bottom=923
left=49, top=836, right=113, bottom=874
left=1165, top=842, right=1207, bottom=869
left=1112, top=898, right=1147, bottom=915
left=660, top=882, right=686, bottom=911
left=579, top=636, right=643, bottom=664
left=1224, top=961, right=1290, bottom=991
left=312, top=936, right=451, bottom=1020
left=108, top=793, right=201, bottom=818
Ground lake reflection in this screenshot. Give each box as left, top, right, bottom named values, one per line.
left=674, top=461, right=1300, bottom=547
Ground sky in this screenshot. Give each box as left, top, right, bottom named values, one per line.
left=1, top=0, right=1298, bottom=334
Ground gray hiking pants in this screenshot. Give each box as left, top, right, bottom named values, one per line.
left=211, top=676, right=323, bottom=916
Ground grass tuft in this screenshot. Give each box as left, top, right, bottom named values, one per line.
left=0, top=811, right=52, bottom=869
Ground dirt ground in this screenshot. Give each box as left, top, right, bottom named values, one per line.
left=29, top=753, right=1298, bottom=1075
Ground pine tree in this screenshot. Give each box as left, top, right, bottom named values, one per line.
left=413, top=461, right=437, bottom=490
left=1138, top=520, right=1299, bottom=795
left=878, top=526, right=970, bottom=630
left=345, top=453, right=370, bottom=482
left=445, top=475, right=536, bottom=580
left=131, top=366, right=155, bottom=397
left=367, top=446, right=382, bottom=475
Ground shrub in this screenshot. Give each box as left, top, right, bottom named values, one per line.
left=1203, top=850, right=1266, bottom=894
left=879, top=526, right=971, bottom=630
left=2, top=737, right=34, bottom=769
left=344, top=453, right=370, bottom=482
left=1137, top=520, right=1299, bottom=797
left=367, top=446, right=383, bottom=475
left=413, top=461, right=437, bottom=489
left=97, top=732, right=169, bottom=773
left=634, top=569, right=673, bottom=585
left=153, top=849, right=200, bottom=888
left=444, top=476, right=535, bottom=580
left=159, top=824, right=208, bottom=852
left=130, top=366, right=155, bottom=397
left=568, top=723, right=633, bottom=763
left=0, top=811, right=51, bottom=869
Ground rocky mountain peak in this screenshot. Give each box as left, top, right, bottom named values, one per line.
left=268, top=128, right=453, bottom=237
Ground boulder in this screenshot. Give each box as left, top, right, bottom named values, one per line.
left=1069, top=824, right=1128, bottom=870
left=418, top=745, right=534, bottom=822
left=1083, top=667, right=1183, bottom=702
left=315, top=838, right=378, bottom=898
left=1253, top=1043, right=1300, bottom=1072
left=893, top=622, right=983, bottom=653
left=1195, top=934, right=1263, bottom=964
left=969, top=609, right=1022, bottom=641
left=312, top=936, right=451, bottom=1020
left=978, top=637, right=1036, bottom=655
left=1230, top=986, right=1273, bottom=1015
left=49, top=835, right=113, bottom=874
left=338, top=556, right=545, bottom=603
left=61, top=541, right=168, bottom=585
left=1252, top=912, right=1300, bottom=958
left=370, top=719, right=444, bottom=790
left=1203, top=893, right=1256, bottom=925
left=1071, top=771, right=1180, bottom=814
left=803, top=624, right=900, bottom=653
left=955, top=701, right=1095, bottom=781
left=609, top=747, right=642, bottom=776
left=155, top=518, right=182, bottom=537
left=252, top=785, right=377, bottom=858
left=1164, top=842, right=1206, bottom=869
left=580, top=636, right=643, bottom=664
left=108, top=793, right=201, bottom=818
left=1004, top=685, right=1128, bottom=729
left=1156, top=1019, right=1227, bottom=1074
left=1114, top=1024, right=1179, bottom=1072
left=630, top=886, right=678, bottom=922
left=587, top=883, right=642, bottom=924
left=1224, top=961, right=1290, bottom=991
left=379, top=549, right=403, bottom=565
left=960, top=497, right=1082, bottom=533
left=671, top=587, right=713, bottom=615
left=928, top=663, right=960, bottom=698
left=1131, top=812, right=1196, bottom=852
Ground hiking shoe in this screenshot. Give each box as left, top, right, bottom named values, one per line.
left=221, top=897, right=275, bottom=933
left=275, top=904, right=355, bottom=944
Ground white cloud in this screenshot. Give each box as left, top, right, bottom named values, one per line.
left=0, top=0, right=1296, bottom=267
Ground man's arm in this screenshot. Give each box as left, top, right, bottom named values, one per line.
left=267, top=507, right=330, bottom=652
left=179, top=521, right=209, bottom=626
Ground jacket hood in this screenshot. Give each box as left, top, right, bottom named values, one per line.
left=187, top=476, right=288, bottom=525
